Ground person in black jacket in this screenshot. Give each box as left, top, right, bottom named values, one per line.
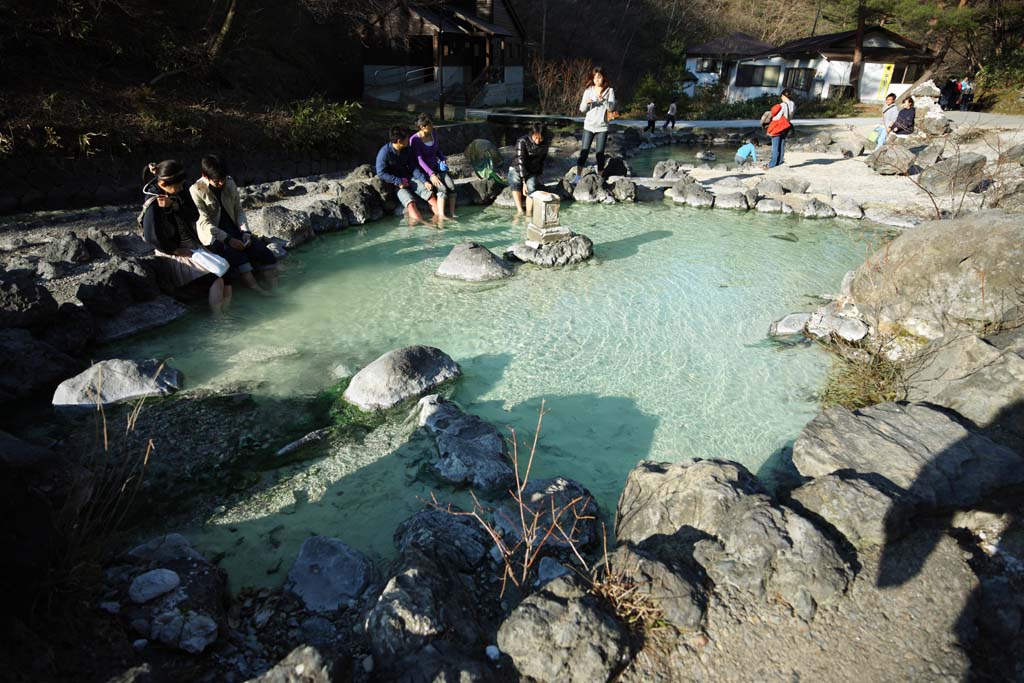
left=509, top=123, right=549, bottom=215
left=889, top=96, right=916, bottom=136
left=141, top=159, right=230, bottom=312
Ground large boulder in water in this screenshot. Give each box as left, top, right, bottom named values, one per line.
left=52, top=358, right=181, bottom=409
left=343, top=345, right=461, bottom=411
left=504, top=234, right=594, bottom=267
left=285, top=535, right=373, bottom=612
left=572, top=174, right=611, bottom=203
left=436, top=242, right=513, bottom=282
left=849, top=209, right=1024, bottom=339
left=416, top=395, right=514, bottom=492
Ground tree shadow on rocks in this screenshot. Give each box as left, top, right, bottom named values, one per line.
left=874, top=399, right=1024, bottom=681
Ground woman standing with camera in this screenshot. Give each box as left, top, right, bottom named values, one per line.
left=573, top=66, right=617, bottom=184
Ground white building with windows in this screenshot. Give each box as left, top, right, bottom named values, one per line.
left=684, top=27, right=933, bottom=103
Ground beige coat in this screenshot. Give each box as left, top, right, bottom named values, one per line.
left=189, top=176, right=248, bottom=245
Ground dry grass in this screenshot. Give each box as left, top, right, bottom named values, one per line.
left=819, top=346, right=909, bottom=411
left=587, top=525, right=666, bottom=632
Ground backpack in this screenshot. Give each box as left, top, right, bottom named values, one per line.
left=759, top=110, right=773, bottom=128
left=137, top=196, right=158, bottom=232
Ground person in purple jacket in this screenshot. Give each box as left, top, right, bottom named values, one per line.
left=409, top=113, right=457, bottom=219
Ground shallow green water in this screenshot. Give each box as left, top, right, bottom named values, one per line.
left=115, top=200, right=883, bottom=590
left=627, top=145, right=734, bottom=175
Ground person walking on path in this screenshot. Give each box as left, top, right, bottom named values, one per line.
left=376, top=126, right=437, bottom=226
left=663, top=100, right=677, bottom=129
left=509, top=122, right=549, bottom=215
left=959, top=76, right=974, bottom=111
left=141, top=160, right=230, bottom=313
left=573, top=66, right=617, bottom=184
left=191, top=155, right=279, bottom=295
left=766, top=89, right=795, bottom=168
left=645, top=101, right=656, bottom=132
left=410, top=113, right=457, bottom=220
left=873, top=93, right=898, bottom=151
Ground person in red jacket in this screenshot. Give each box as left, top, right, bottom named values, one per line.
left=767, top=89, right=795, bottom=169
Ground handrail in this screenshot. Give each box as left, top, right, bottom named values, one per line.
left=367, top=66, right=436, bottom=88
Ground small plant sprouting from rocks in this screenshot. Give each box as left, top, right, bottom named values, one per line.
left=431, top=400, right=595, bottom=596
left=588, top=524, right=666, bottom=632
left=818, top=341, right=909, bottom=411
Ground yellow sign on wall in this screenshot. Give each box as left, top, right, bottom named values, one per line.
left=877, top=63, right=894, bottom=100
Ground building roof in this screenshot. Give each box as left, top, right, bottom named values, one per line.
left=686, top=32, right=775, bottom=58
left=756, top=26, right=931, bottom=61
left=452, top=9, right=515, bottom=36
left=410, top=2, right=525, bottom=39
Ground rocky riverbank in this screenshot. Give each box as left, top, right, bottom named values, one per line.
left=2, top=88, right=1023, bottom=681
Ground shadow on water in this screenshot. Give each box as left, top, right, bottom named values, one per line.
left=189, top=388, right=660, bottom=591
left=598, top=230, right=673, bottom=262
left=872, top=399, right=1024, bottom=681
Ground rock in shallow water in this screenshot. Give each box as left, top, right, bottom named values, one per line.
left=129, top=568, right=181, bottom=604
left=769, top=312, right=811, bottom=337
left=417, top=395, right=514, bottom=492
left=504, top=234, right=594, bottom=267
left=436, top=242, right=513, bottom=282
left=343, top=345, right=461, bottom=411
left=285, top=535, right=373, bottom=612
left=52, top=358, right=181, bottom=409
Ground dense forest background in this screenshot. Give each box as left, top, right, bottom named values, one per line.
left=0, top=0, right=1021, bottom=162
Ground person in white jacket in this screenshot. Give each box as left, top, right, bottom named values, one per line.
left=573, top=67, right=616, bottom=184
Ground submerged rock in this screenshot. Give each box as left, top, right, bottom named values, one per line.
left=497, top=575, right=630, bottom=683
left=52, top=359, right=181, bottom=409
left=436, top=242, right=513, bottom=282
left=417, top=395, right=514, bottom=492
left=285, top=535, right=373, bottom=612
left=94, top=296, right=188, bottom=344
left=343, top=345, right=461, bottom=411
left=769, top=312, right=811, bottom=337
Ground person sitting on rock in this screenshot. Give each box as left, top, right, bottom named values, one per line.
left=889, top=96, right=916, bottom=137
left=734, top=137, right=759, bottom=167
left=410, top=113, right=457, bottom=220
left=375, top=126, right=437, bottom=226
left=874, top=93, right=898, bottom=150
left=190, top=155, right=278, bottom=295
left=141, top=159, right=231, bottom=313
left=510, top=122, right=549, bottom=215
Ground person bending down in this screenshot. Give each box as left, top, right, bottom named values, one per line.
left=510, top=122, right=549, bottom=215
left=375, top=126, right=437, bottom=226
left=190, top=155, right=279, bottom=295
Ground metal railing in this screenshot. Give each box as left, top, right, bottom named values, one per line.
left=366, top=66, right=436, bottom=88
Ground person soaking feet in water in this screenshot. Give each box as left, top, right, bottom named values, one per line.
left=190, top=155, right=279, bottom=295
left=410, top=113, right=457, bottom=221
left=141, top=159, right=231, bottom=313
left=510, top=122, right=549, bottom=215
left=375, top=126, right=438, bottom=227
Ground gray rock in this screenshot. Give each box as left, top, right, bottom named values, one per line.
left=36, top=260, right=69, bottom=280
left=535, top=556, right=570, bottom=586
left=714, top=192, right=749, bottom=210
left=606, top=545, right=705, bottom=631
left=129, top=568, right=181, bottom=604
left=915, top=140, right=947, bottom=168
left=504, top=234, right=594, bottom=267
left=394, top=508, right=490, bottom=572
left=838, top=140, right=865, bottom=158
left=178, top=612, right=218, bottom=654
left=831, top=196, right=863, bottom=219
left=45, top=231, right=91, bottom=264
left=992, top=180, right=1024, bottom=213
left=998, top=142, right=1024, bottom=166
left=436, top=242, right=513, bottom=282
left=128, top=534, right=207, bottom=564
left=792, top=402, right=1024, bottom=509
left=455, top=177, right=502, bottom=205
left=573, top=174, right=610, bottom=203
left=76, top=257, right=159, bottom=317
left=248, top=206, right=316, bottom=248
left=417, top=395, right=514, bottom=492
left=652, top=159, right=684, bottom=179
left=94, top=296, right=188, bottom=344
left=365, top=561, right=445, bottom=658
left=616, top=459, right=765, bottom=546
left=866, top=145, right=916, bottom=175
left=778, top=177, right=811, bottom=194
left=692, top=495, right=851, bottom=619
left=757, top=179, right=787, bottom=196
left=610, top=178, right=636, bottom=203
left=245, top=646, right=332, bottom=683
left=755, top=198, right=783, bottom=213
left=907, top=333, right=1024, bottom=439
left=918, top=151, right=987, bottom=196
left=497, top=575, right=630, bottom=683
left=801, top=198, right=837, bottom=219
left=0, top=328, right=81, bottom=403
left=602, top=157, right=631, bottom=178
left=0, top=270, right=60, bottom=329
left=285, top=535, right=372, bottom=612
left=804, top=310, right=869, bottom=342
left=493, top=186, right=516, bottom=208
left=677, top=184, right=715, bottom=208
left=303, top=199, right=349, bottom=233
left=339, top=182, right=385, bottom=224
left=53, top=359, right=181, bottom=409
left=850, top=210, right=1024, bottom=339
left=495, top=477, right=601, bottom=557
left=343, top=345, right=461, bottom=411
left=906, top=80, right=941, bottom=98
left=391, top=642, right=493, bottom=683
left=790, top=473, right=907, bottom=550
left=917, top=115, right=951, bottom=137
left=769, top=312, right=811, bottom=336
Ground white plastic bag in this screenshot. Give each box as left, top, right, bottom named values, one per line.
left=190, top=248, right=230, bottom=277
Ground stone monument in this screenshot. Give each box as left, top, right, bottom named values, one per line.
left=526, top=191, right=571, bottom=247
